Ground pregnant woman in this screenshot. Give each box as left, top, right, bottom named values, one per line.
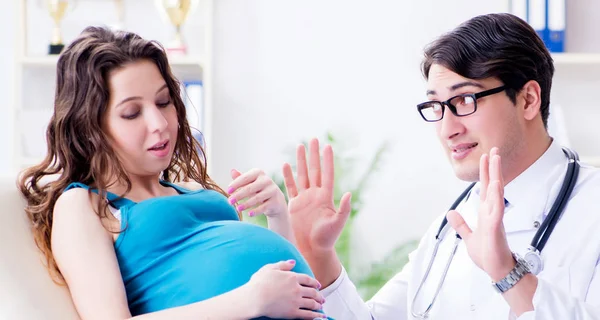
left=18, top=26, right=328, bottom=320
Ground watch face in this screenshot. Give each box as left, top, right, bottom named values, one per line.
left=524, top=251, right=543, bottom=275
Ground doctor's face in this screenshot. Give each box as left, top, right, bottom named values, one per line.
left=425, top=64, right=525, bottom=182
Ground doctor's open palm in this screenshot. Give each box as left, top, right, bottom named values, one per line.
left=446, top=147, right=515, bottom=281
left=282, top=138, right=352, bottom=254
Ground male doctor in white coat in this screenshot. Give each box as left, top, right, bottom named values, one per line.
left=281, top=13, right=600, bottom=319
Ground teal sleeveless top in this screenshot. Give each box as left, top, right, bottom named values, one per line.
left=64, top=181, right=328, bottom=319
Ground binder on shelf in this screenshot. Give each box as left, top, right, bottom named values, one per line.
left=547, top=0, right=565, bottom=53
left=528, top=0, right=548, bottom=48
left=181, top=80, right=205, bottom=148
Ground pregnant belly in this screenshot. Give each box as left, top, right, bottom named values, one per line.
left=174, top=221, right=314, bottom=297
left=127, top=221, right=316, bottom=318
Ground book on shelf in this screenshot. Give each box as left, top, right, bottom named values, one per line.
left=510, top=0, right=565, bottom=53
left=181, top=80, right=205, bottom=148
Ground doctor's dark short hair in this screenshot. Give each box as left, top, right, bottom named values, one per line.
left=421, top=13, right=554, bottom=128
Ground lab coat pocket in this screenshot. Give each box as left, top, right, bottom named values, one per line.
left=538, top=265, right=570, bottom=293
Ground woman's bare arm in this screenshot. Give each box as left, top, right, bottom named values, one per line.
left=52, top=188, right=260, bottom=320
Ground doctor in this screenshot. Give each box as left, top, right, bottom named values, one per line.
left=281, top=13, right=600, bottom=319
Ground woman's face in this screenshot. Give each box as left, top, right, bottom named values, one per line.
left=103, top=59, right=179, bottom=178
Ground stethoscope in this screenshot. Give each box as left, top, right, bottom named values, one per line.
left=410, top=148, right=580, bottom=319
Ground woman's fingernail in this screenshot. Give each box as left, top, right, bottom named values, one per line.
left=248, top=211, right=254, bottom=217
left=287, top=259, right=296, bottom=264
left=317, top=281, right=322, bottom=289
left=229, top=198, right=236, bottom=204
left=227, top=187, right=235, bottom=194
left=237, top=205, right=245, bottom=211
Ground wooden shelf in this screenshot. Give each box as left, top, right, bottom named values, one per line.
left=552, top=53, right=600, bottom=65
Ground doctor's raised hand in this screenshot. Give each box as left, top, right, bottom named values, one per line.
left=282, top=138, right=353, bottom=287
left=446, top=147, right=537, bottom=316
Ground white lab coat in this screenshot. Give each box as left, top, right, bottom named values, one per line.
left=321, top=142, right=600, bottom=319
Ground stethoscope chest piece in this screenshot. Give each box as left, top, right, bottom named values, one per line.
left=524, top=247, right=544, bottom=275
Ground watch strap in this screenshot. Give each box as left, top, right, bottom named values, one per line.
left=492, top=252, right=531, bottom=294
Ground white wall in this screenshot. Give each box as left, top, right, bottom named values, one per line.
left=0, top=3, right=16, bottom=173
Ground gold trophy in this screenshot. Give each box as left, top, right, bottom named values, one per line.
left=42, top=0, right=76, bottom=55
left=155, top=0, right=199, bottom=55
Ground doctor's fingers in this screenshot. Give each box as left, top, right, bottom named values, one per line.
left=296, top=144, right=310, bottom=190
left=489, top=149, right=504, bottom=187
left=447, top=210, right=473, bottom=241
left=308, top=138, right=322, bottom=187
left=488, top=180, right=506, bottom=221
left=337, top=192, right=352, bottom=217
left=484, top=154, right=504, bottom=209
left=479, top=153, right=490, bottom=201
left=283, top=163, right=298, bottom=198
left=322, top=144, right=335, bottom=194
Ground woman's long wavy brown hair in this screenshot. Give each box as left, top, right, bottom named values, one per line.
left=18, top=26, right=228, bottom=284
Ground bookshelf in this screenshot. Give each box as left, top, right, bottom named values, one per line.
left=19, top=54, right=204, bottom=68
left=11, top=0, right=214, bottom=173
left=552, top=53, right=600, bottom=65
left=506, top=0, right=600, bottom=165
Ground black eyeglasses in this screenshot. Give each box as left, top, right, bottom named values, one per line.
left=417, top=85, right=507, bottom=122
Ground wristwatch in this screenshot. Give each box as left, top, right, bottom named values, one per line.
left=492, top=252, right=531, bottom=294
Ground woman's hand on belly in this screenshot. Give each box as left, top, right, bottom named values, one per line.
left=243, top=259, right=328, bottom=319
